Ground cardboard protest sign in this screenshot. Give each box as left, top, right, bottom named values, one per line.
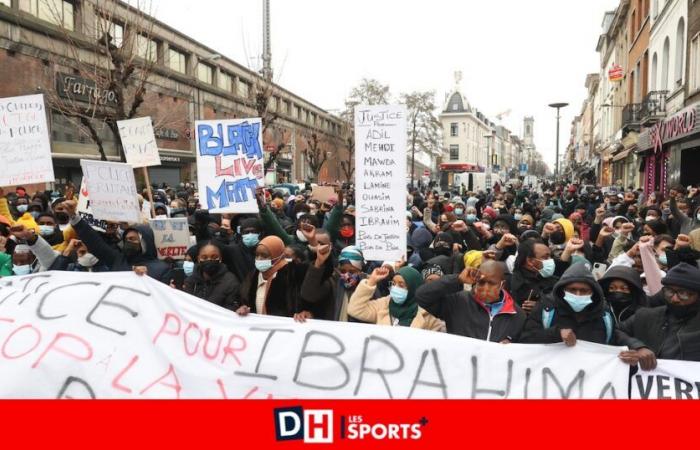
left=195, top=118, right=264, bottom=214
left=312, top=186, right=336, bottom=203
left=149, top=218, right=189, bottom=260
left=355, top=105, right=407, bottom=261
left=0, top=94, right=55, bottom=186
left=80, top=160, right=141, bottom=223
left=0, top=271, right=629, bottom=399
left=77, top=178, right=109, bottom=231
left=630, top=359, right=700, bottom=399
left=117, top=117, right=162, bottom=168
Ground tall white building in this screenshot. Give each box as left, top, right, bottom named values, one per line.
left=649, top=0, right=687, bottom=113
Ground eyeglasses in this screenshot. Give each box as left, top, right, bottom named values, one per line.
left=663, top=287, right=695, bottom=302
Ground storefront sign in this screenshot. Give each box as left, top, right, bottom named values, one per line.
left=649, top=104, right=698, bottom=153
left=608, top=64, right=624, bottom=82
left=56, top=73, right=118, bottom=107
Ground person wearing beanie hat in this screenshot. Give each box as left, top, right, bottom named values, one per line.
left=348, top=265, right=444, bottom=330
left=464, top=250, right=484, bottom=269
left=220, top=216, right=263, bottom=281
left=617, top=262, right=700, bottom=368
left=421, top=264, right=444, bottom=283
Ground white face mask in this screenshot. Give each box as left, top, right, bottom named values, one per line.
left=296, top=229, right=308, bottom=243
left=77, top=253, right=99, bottom=268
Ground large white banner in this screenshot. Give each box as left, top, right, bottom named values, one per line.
left=80, top=160, right=141, bottom=223
left=0, top=94, right=55, bottom=186
left=354, top=105, right=407, bottom=262
left=0, top=272, right=629, bottom=399
left=117, top=117, right=162, bottom=168
left=630, top=359, right=700, bottom=399
left=195, top=118, right=264, bottom=214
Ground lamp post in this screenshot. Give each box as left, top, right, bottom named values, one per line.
left=549, top=102, right=568, bottom=180
left=484, top=132, right=495, bottom=190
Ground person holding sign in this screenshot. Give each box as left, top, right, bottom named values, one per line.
left=348, top=265, right=444, bottom=331
left=183, top=241, right=240, bottom=311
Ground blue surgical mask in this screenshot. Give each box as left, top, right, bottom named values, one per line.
left=539, top=258, right=556, bottom=278
left=242, top=233, right=260, bottom=248
left=183, top=260, right=195, bottom=276
left=255, top=259, right=273, bottom=272
left=466, top=214, right=477, bottom=223
left=658, top=253, right=668, bottom=266
left=455, top=208, right=464, bottom=216
left=12, top=264, right=32, bottom=276
left=30, top=211, right=41, bottom=220
left=563, top=291, right=593, bottom=312
left=16, top=204, right=28, bottom=213
left=514, top=214, right=523, bottom=221
left=571, top=254, right=589, bottom=267
left=390, top=286, right=409, bottom=305
left=39, top=225, right=55, bottom=237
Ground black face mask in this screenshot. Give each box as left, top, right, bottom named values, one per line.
left=433, top=244, right=451, bottom=256
left=199, top=260, right=221, bottom=276
left=607, top=292, right=633, bottom=306
left=550, top=231, right=565, bottom=245
left=55, top=212, right=70, bottom=224
left=123, top=241, right=142, bottom=258
left=667, top=301, right=700, bottom=320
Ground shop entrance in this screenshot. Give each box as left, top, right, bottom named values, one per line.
left=681, top=149, right=700, bottom=187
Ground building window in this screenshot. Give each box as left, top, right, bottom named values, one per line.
left=237, top=80, right=250, bottom=98
left=661, top=37, right=670, bottom=90
left=691, top=34, right=700, bottom=92
left=197, top=62, right=213, bottom=84
left=269, top=96, right=277, bottom=111
left=136, top=35, right=157, bottom=62
left=452, top=103, right=458, bottom=111
left=168, top=48, right=187, bottom=74
left=218, top=71, right=232, bottom=92
left=449, top=145, right=459, bottom=160
left=21, top=0, right=75, bottom=31
left=450, top=123, right=458, bottom=137
left=295, top=106, right=301, bottom=119
left=285, top=100, right=291, bottom=116
left=675, top=17, right=685, bottom=88
left=96, top=16, right=123, bottom=47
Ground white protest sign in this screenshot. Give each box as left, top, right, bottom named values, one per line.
left=0, top=272, right=629, bottom=399
left=195, top=118, right=264, bottom=214
left=149, top=218, right=190, bottom=260
left=80, top=160, right=141, bottom=223
left=117, top=117, right=161, bottom=168
left=630, top=359, right=700, bottom=399
left=355, top=105, right=407, bottom=261
left=0, top=94, right=55, bottom=186
left=77, top=178, right=108, bottom=231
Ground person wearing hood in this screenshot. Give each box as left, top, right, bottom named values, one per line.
left=520, top=262, right=614, bottom=345
left=348, top=266, right=444, bottom=331
left=236, top=235, right=310, bottom=319
left=598, top=265, right=647, bottom=323
left=184, top=241, right=240, bottom=310
left=223, top=217, right=263, bottom=281
left=407, top=227, right=434, bottom=270
left=60, top=200, right=170, bottom=282
left=425, top=232, right=464, bottom=275
left=617, top=263, right=700, bottom=369
left=153, top=202, right=169, bottom=218
left=505, top=239, right=558, bottom=312
left=415, top=261, right=525, bottom=341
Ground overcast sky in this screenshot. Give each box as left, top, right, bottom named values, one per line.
left=147, top=0, right=620, bottom=169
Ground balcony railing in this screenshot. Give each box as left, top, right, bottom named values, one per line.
left=622, top=103, right=643, bottom=131
left=640, top=90, right=668, bottom=126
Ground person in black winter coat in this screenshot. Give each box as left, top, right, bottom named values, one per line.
left=505, top=239, right=558, bottom=312
left=415, top=261, right=526, bottom=342
left=617, top=263, right=700, bottom=370
left=520, top=262, right=614, bottom=345
left=598, top=265, right=647, bottom=323
left=222, top=217, right=262, bottom=282
left=184, top=242, right=240, bottom=311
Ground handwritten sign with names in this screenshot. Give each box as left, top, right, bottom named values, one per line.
left=149, top=218, right=190, bottom=260
left=117, top=117, right=162, bottom=168
left=0, top=94, right=55, bottom=186
left=80, top=160, right=141, bottom=223
left=355, top=105, right=407, bottom=261
left=195, top=118, right=264, bottom=214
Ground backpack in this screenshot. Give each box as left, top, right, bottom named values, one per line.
left=541, top=307, right=614, bottom=344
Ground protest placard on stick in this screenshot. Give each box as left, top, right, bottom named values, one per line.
left=80, top=160, right=141, bottom=223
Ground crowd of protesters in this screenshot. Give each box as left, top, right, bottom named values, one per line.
left=2, top=179, right=700, bottom=371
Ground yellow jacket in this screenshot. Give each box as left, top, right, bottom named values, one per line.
left=0, top=197, right=69, bottom=251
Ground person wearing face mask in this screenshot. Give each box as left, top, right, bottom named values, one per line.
left=617, top=263, right=700, bottom=368
left=221, top=217, right=263, bottom=282
left=60, top=200, right=170, bottom=282
left=464, top=206, right=479, bottom=225
left=598, top=266, right=647, bottom=323
left=36, top=212, right=65, bottom=251
left=184, top=242, right=240, bottom=310
left=235, top=235, right=311, bottom=319
left=415, top=261, right=525, bottom=341
left=505, top=240, right=558, bottom=313
left=348, top=266, right=444, bottom=331
left=51, top=238, right=109, bottom=273
left=520, top=262, right=615, bottom=345
left=10, top=244, right=37, bottom=276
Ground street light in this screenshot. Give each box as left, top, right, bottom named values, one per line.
left=548, top=102, right=568, bottom=180
left=483, top=132, right=495, bottom=190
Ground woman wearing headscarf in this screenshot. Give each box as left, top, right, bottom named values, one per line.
left=348, top=266, right=444, bottom=331
left=236, top=236, right=310, bottom=318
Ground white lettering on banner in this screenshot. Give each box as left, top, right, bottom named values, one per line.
left=117, top=117, right=162, bottom=168
left=80, top=160, right=141, bottom=223
left=630, top=359, right=700, bottom=399
left=195, top=118, right=264, bottom=214
left=0, top=94, right=55, bottom=186
left=0, top=272, right=629, bottom=399
left=149, top=218, right=190, bottom=260
left=355, top=105, right=407, bottom=261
